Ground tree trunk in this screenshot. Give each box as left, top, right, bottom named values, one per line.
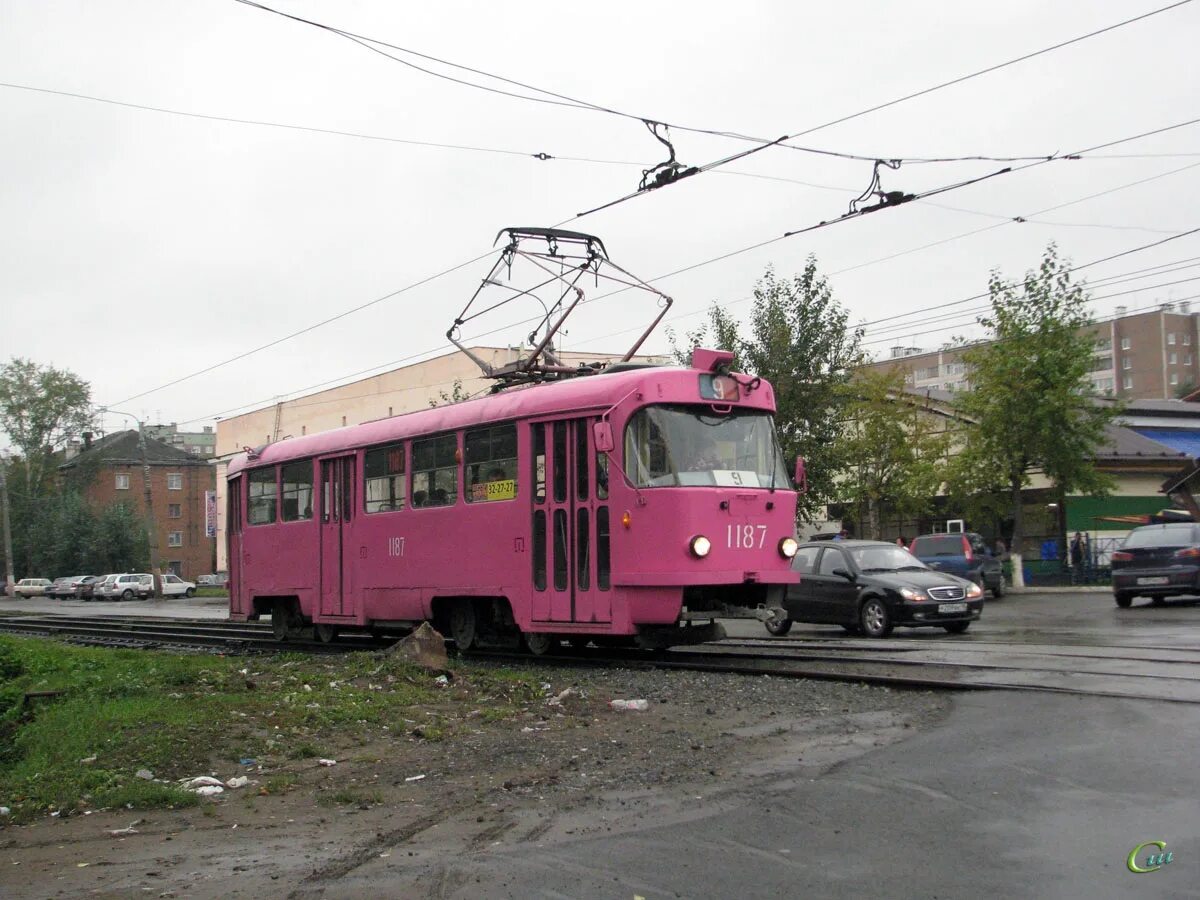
left=1009, top=474, right=1025, bottom=589
left=867, top=497, right=881, bottom=541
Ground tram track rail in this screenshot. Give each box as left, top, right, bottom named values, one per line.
left=2, top=614, right=1196, bottom=703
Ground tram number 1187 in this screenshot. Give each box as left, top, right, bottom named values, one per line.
left=387, top=537, right=406, bottom=558
left=727, top=524, right=767, bottom=550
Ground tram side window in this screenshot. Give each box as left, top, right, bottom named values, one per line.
left=412, top=434, right=457, bottom=508
left=365, top=443, right=407, bottom=513
left=533, top=424, right=546, bottom=503
left=247, top=467, right=277, bottom=525
left=280, top=461, right=314, bottom=521
left=465, top=424, right=518, bottom=503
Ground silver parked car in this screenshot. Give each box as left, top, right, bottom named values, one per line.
left=95, top=573, right=153, bottom=601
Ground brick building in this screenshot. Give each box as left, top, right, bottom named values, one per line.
left=60, top=430, right=216, bottom=579
left=864, top=303, right=1200, bottom=400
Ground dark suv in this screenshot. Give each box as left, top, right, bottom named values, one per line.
left=909, top=532, right=1005, bottom=598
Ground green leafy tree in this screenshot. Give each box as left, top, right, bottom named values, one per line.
left=92, top=503, right=150, bottom=573
left=949, top=244, right=1119, bottom=565
left=670, top=260, right=865, bottom=524
left=0, top=359, right=93, bottom=496
left=429, top=379, right=470, bottom=408
left=837, top=370, right=951, bottom=539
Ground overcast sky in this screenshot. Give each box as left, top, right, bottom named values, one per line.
left=2, top=0, right=1198, bottom=437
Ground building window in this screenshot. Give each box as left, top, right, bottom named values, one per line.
left=1093, top=377, right=1114, bottom=394
left=247, top=467, right=277, bottom=525
left=1171, top=372, right=1180, bottom=386
left=167, top=532, right=183, bottom=547
left=1122, top=357, right=1132, bottom=370
left=412, top=434, right=458, bottom=508
left=168, top=503, right=181, bottom=518
left=1121, top=337, right=1131, bottom=350
left=115, top=473, right=130, bottom=490
left=365, top=443, right=407, bottom=513
left=1123, top=375, right=1133, bottom=390
left=918, top=366, right=939, bottom=380
left=1188, top=354, right=1194, bottom=366
left=1170, top=352, right=1178, bottom=365
left=1094, top=338, right=1112, bottom=352
left=465, top=424, right=518, bottom=503
left=168, top=561, right=183, bottom=577
left=167, top=473, right=182, bottom=491
left=280, top=460, right=314, bottom=521
left=1168, top=333, right=1176, bottom=345
left=1089, top=356, right=1112, bottom=373
left=1185, top=334, right=1192, bottom=346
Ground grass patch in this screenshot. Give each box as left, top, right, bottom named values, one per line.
left=194, top=587, right=230, bottom=599
left=0, top=636, right=543, bottom=821
left=317, top=788, right=383, bottom=807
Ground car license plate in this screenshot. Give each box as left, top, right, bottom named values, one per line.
left=938, top=602, right=968, bottom=614
left=1137, top=576, right=1169, bottom=586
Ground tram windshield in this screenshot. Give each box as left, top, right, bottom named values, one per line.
left=624, top=404, right=790, bottom=489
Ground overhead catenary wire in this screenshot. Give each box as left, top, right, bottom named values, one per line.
left=232, top=0, right=1194, bottom=162
left=96, top=66, right=1198, bottom=413
left=154, top=120, right=1200, bottom=421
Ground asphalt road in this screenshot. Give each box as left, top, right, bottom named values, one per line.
left=407, top=690, right=1198, bottom=899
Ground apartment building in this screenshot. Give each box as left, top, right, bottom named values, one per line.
left=866, top=303, right=1200, bottom=400
left=58, top=430, right=216, bottom=579
left=143, top=423, right=217, bottom=459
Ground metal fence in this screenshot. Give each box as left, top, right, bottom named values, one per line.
left=1012, top=536, right=1121, bottom=587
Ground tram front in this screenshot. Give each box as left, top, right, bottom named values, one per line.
left=606, top=352, right=800, bottom=648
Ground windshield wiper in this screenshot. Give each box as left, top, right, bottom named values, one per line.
left=896, top=565, right=928, bottom=571
left=859, top=566, right=893, bottom=573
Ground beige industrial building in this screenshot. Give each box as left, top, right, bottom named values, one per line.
left=213, top=346, right=669, bottom=569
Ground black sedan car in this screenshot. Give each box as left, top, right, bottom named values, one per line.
left=766, top=540, right=985, bottom=638
left=1111, top=523, right=1200, bottom=607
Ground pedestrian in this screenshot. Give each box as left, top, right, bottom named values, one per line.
left=896, top=536, right=908, bottom=548
left=1070, top=531, right=1085, bottom=570
left=833, top=528, right=848, bottom=542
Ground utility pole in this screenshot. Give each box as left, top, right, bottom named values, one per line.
left=102, top=409, right=163, bottom=597
left=0, top=457, right=14, bottom=594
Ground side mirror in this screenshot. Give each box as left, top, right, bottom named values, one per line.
left=593, top=421, right=614, bottom=453
left=793, top=455, right=807, bottom=493
left=831, top=567, right=854, bottom=581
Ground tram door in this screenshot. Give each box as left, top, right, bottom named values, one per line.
left=319, top=455, right=355, bottom=618
left=226, top=475, right=244, bottom=616
left=531, top=418, right=611, bottom=624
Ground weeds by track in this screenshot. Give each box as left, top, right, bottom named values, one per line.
left=2, top=614, right=1195, bottom=703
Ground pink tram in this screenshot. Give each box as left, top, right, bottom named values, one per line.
left=226, top=350, right=802, bottom=651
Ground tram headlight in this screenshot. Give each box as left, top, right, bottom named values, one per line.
left=689, top=535, right=712, bottom=558
left=778, top=537, right=799, bottom=559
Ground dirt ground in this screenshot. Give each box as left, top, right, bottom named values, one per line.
left=0, top=665, right=947, bottom=899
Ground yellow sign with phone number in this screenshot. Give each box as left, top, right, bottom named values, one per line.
left=473, top=479, right=516, bottom=501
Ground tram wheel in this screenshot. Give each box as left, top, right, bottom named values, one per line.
left=314, top=623, right=339, bottom=644
left=522, top=631, right=556, bottom=656
left=272, top=599, right=300, bottom=642
left=764, top=617, right=792, bottom=636
left=449, top=602, right=478, bottom=651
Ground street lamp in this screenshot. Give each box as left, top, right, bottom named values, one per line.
left=100, top=408, right=163, bottom=597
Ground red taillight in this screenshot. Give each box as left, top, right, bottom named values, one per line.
left=1174, top=547, right=1200, bottom=559
left=962, top=535, right=974, bottom=562
left=1111, top=550, right=1133, bottom=562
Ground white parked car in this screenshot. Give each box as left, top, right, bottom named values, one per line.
left=95, top=573, right=153, bottom=601
left=158, top=574, right=197, bottom=598
left=14, top=578, right=52, bottom=597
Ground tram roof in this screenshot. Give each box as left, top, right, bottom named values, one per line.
left=227, top=364, right=776, bottom=475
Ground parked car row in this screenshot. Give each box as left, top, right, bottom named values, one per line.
left=8, top=573, right=197, bottom=600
